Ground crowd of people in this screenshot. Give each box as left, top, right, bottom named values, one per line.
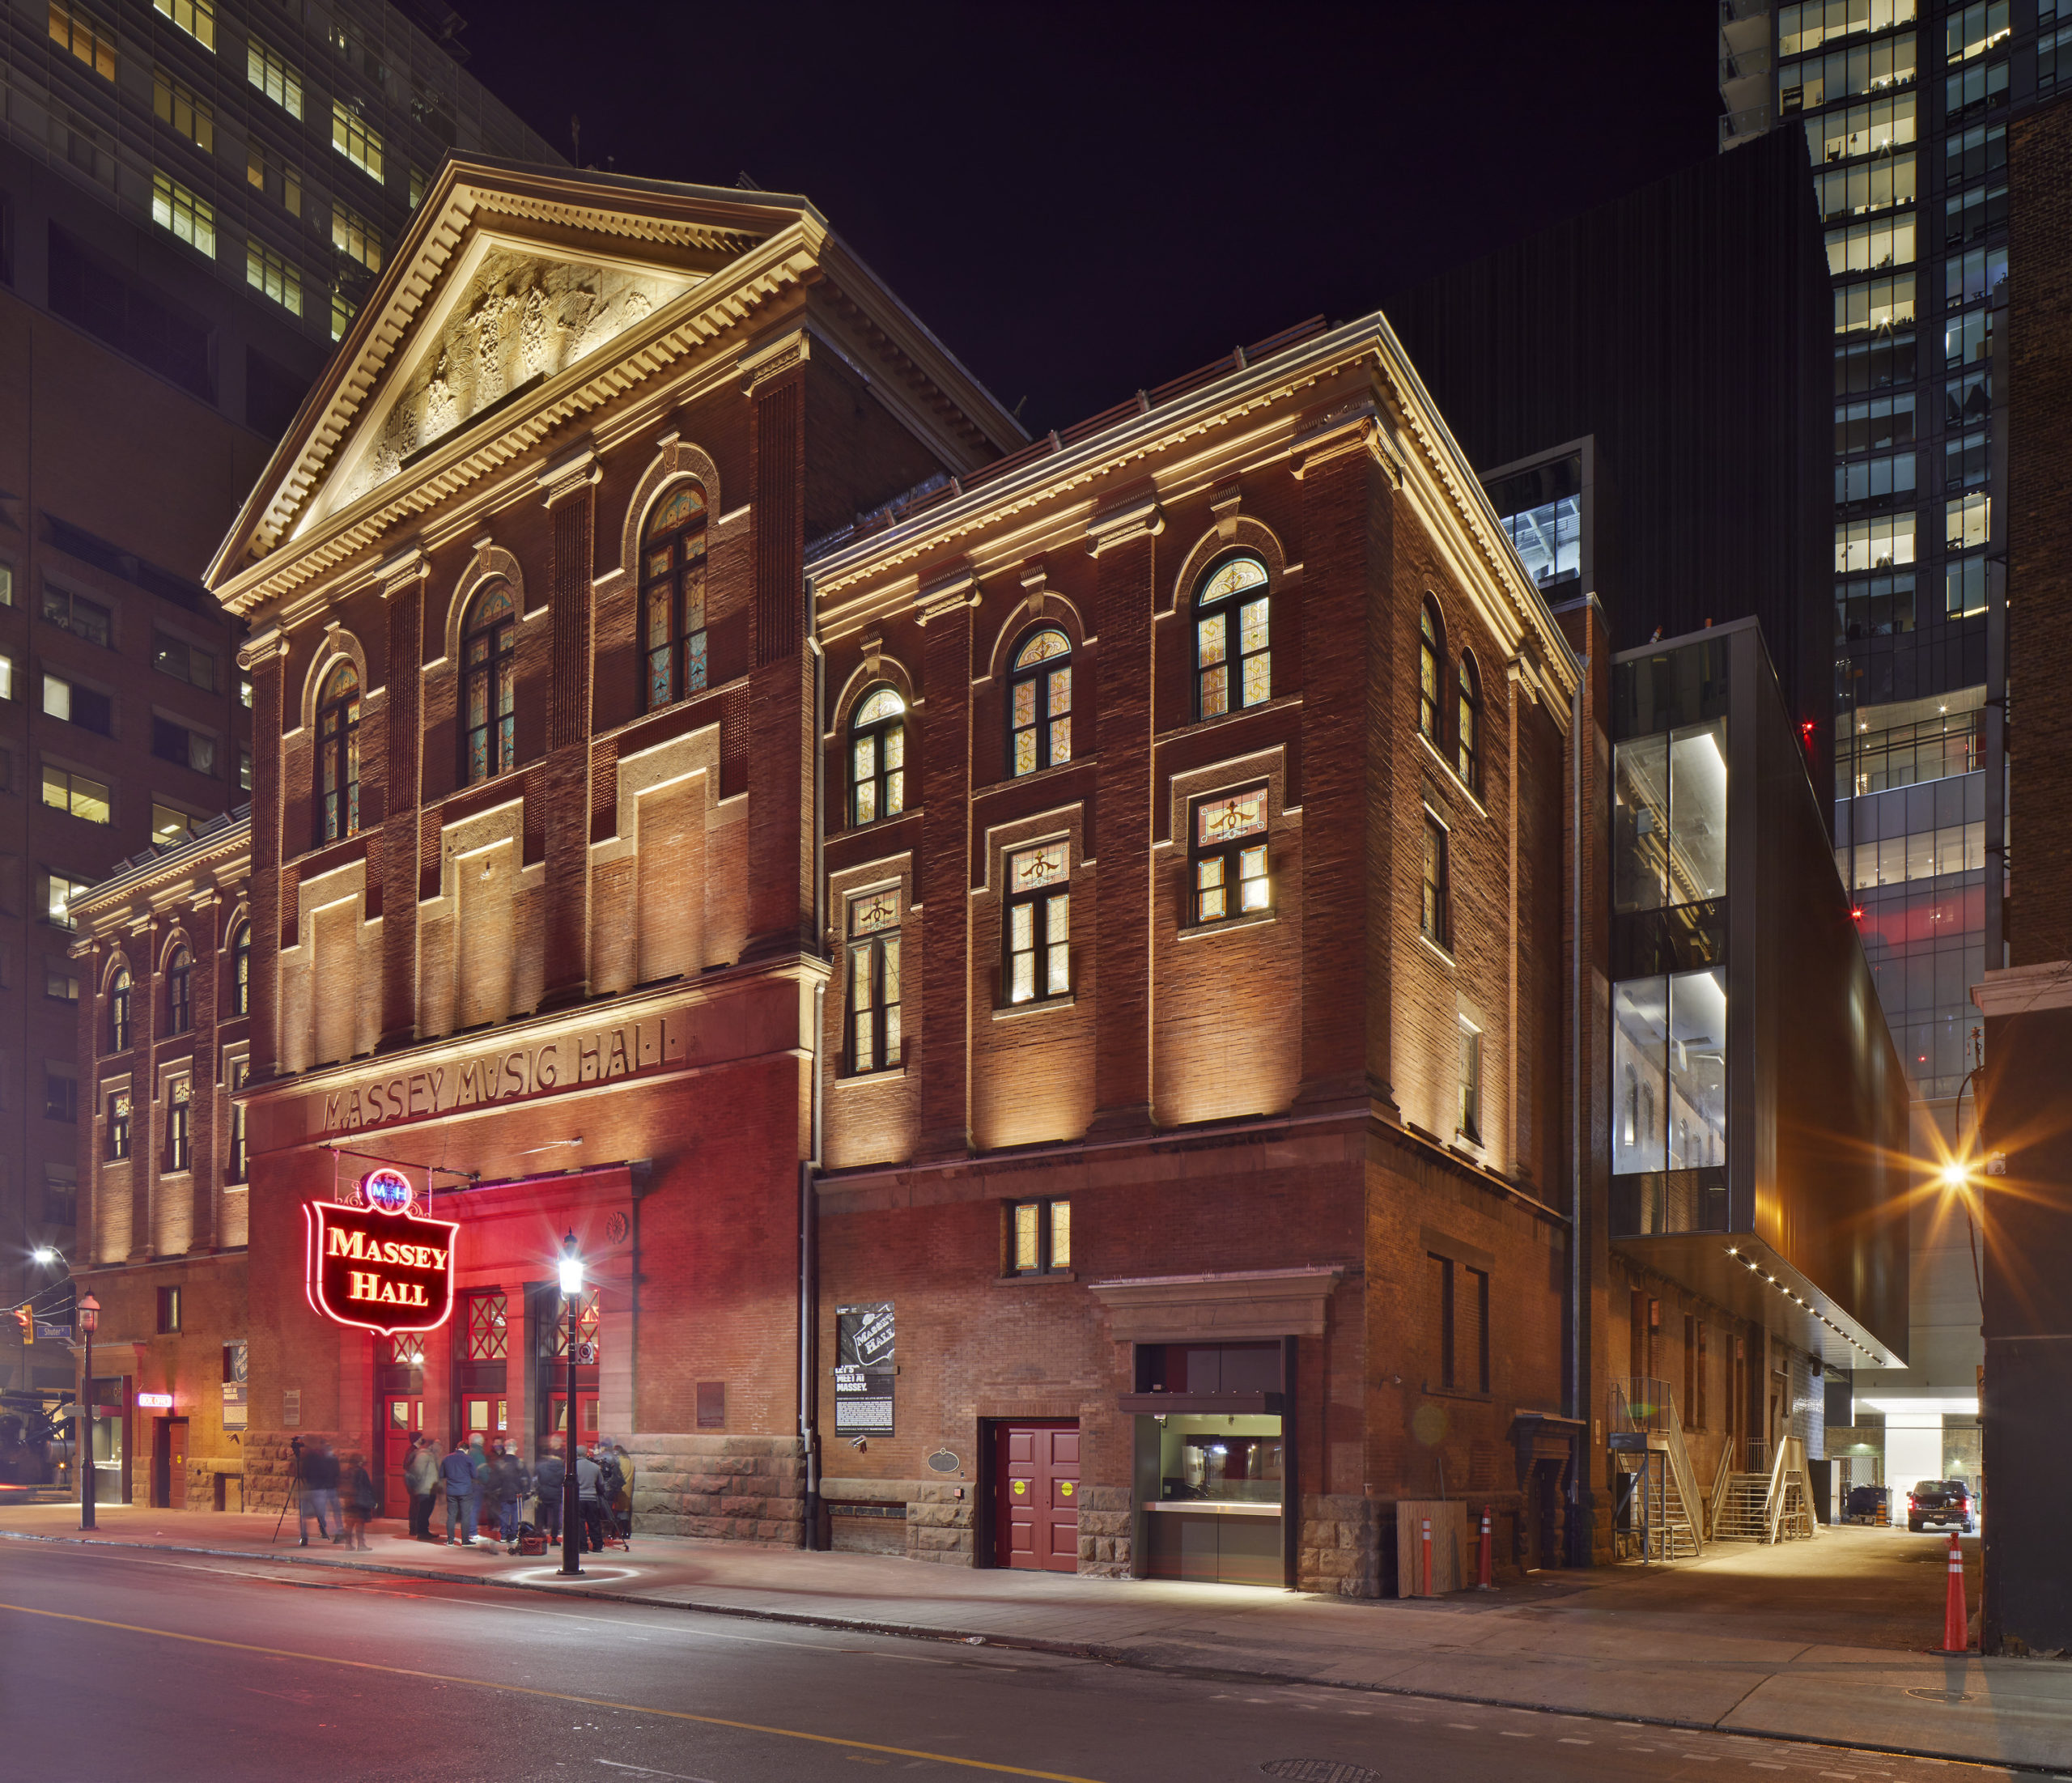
left=293, top=1433, right=631, bottom=1552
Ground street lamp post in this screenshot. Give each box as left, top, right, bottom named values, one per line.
left=558, top=1233, right=583, bottom=1578
left=78, top=1293, right=100, bottom=1531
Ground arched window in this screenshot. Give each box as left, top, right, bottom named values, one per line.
left=1418, top=599, right=1443, bottom=744
left=107, top=966, right=132, bottom=1053
left=642, top=483, right=709, bottom=710
left=1456, top=652, right=1482, bottom=796
left=461, top=580, right=518, bottom=785
left=1008, top=628, right=1072, bottom=778
left=849, top=686, right=906, bottom=826
left=231, top=922, right=252, bottom=1017
left=1195, top=554, right=1271, bottom=719
left=316, top=660, right=360, bottom=843
left=166, top=945, right=193, bottom=1035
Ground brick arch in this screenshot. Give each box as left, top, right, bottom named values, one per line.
left=156, top=924, right=195, bottom=976
left=618, top=436, right=723, bottom=582
left=828, top=652, right=919, bottom=737
left=219, top=898, right=253, bottom=952
left=99, top=945, right=134, bottom=995
left=297, top=626, right=372, bottom=735
left=1168, top=516, right=1289, bottom=618
left=983, top=594, right=1088, bottom=686
left=439, top=545, right=529, bottom=665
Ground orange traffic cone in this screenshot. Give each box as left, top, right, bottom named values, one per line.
left=1477, top=1505, right=1496, bottom=1590
left=1942, top=1532, right=1968, bottom=1653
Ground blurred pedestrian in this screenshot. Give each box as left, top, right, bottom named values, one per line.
left=341, top=1451, right=376, bottom=1550
left=469, top=1433, right=495, bottom=1540
left=598, top=1440, right=629, bottom=1541
left=307, top=1441, right=343, bottom=1545
left=440, top=1437, right=478, bottom=1545
left=533, top=1442, right=565, bottom=1543
left=491, top=1441, right=524, bottom=1543
left=576, top=1444, right=605, bottom=1552
left=294, top=1438, right=329, bottom=1546
left=405, top=1435, right=438, bottom=1542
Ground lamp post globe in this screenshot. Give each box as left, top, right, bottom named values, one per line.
left=558, top=1233, right=583, bottom=1577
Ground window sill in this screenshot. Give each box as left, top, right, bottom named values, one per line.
left=993, top=1270, right=1077, bottom=1287
left=993, top=992, right=1076, bottom=1021
left=1420, top=1383, right=1492, bottom=1403
left=838, top=1064, right=908, bottom=1085
left=1417, top=731, right=1488, bottom=818
left=1177, top=907, right=1276, bottom=942
left=1418, top=932, right=1455, bottom=967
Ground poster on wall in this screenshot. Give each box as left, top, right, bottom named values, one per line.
left=834, top=1301, right=895, bottom=1435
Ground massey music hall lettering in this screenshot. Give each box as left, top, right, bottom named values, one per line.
left=313, top=1015, right=680, bottom=1137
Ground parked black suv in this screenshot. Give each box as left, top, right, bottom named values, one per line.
left=1906, top=1479, right=1975, bottom=1533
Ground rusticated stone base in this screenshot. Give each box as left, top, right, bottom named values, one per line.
left=906, top=1479, right=974, bottom=1564
left=1075, top=1483, right=1133, bottom=1577
left=1300, top=1492, right=1384, bottom=1596
left=238, top=1432, right=369, bottom=1516
left=626, top=1433, right=805, bottom=1544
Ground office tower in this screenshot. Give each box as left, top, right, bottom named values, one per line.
left=1, top=1, right=556, bottom=1395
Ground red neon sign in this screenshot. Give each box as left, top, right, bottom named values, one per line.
left=304, top=1197, right=458, bottom=1337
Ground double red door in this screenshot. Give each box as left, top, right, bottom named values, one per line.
left=995, top=1420, right=1080, bottom=1572
left=383, top=1396, right=424, bottom=1514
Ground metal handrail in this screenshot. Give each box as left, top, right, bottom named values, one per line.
left=1706, top=1437, right=1734, bottom=1539
left=1658, top=1389, right=1705, bottom=1557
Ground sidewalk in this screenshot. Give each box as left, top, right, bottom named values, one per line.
left=4, top=1505, right=2068, bottom=1773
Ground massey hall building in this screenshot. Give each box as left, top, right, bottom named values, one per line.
left=62, top=158, right=1912, bottom=1591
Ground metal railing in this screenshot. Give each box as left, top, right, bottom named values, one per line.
left=1706, top=1437, right=1734, bottom=1539
left=1608, top=1378, right=1705, bottom=1558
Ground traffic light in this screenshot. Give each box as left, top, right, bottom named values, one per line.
left=12, top=1307, right=31, bottom=1345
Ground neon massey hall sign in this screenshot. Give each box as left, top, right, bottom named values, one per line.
left=305, top=1171, right=458, bottom=1336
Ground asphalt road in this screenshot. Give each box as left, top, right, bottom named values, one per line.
left=0, top=1543, right=2040, bottom=1783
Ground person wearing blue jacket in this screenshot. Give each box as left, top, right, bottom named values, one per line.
left=439, top=1438, right=478, bottom=1545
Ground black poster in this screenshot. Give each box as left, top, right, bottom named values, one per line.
left=834, top=1301, right=894, bottom=1434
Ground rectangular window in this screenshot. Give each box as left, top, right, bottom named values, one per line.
left=1813, top=152, right=1915, bottom=222
left=1008, top=1198, right=1072, bottom=1276
left=1833, top=272, right=1914, bottom=335
left=1191, top=787, right=1270, bottom=923
left=409, top=167, right=427, bottom=209
left=1947, top=554, right=1989, bottom=618
left=330, top=290, right=358, bottom=343
left=239, top=746, right=252, bottom=792
left=1428, top=1254, right=1488, bottom=1392
left=153, top=0, right=214, bottom=49
left=45, top=962, right=80, bottom=1002
left=43, top=673, right=112, bottom=734
left=40, top=762, right=112, bottom=824
left=248, top=37, right=304, bottom=118
left=152, top=68, right=214, bottom=151
left=1945, top=428, right=1989, bottom=492
left=49, top=2, right=117, bottom=79
left=1944, top=183, right=2008, bottom=248
left=43, top=1165, right=77, bottom=1228
left=1458, top=1018, right=1483, bottom=1144
left=151, top=630, right=218, bottom=692
left=1421, top=813, right=1450, bottom=947
left=40, top=870, right=92, bottom=930
left=151, top=172, right=215, bottom=258
left=244, top=241, right=304, bottom=316
left=1824, top=213, right=1914, bottom=278
left=1946, top=368, right=1990, bottom=430
left=157, top=1284, right=182, bottom=1334
left=331, top=201, right=381, bottom=274
left=1944, top=308, right=1991, bottom=370
left=227, top=1061, right=248, bottom=1182
left=1834, top=328, right=1915, bottom=395
left=1778, top=30, right=1917, bottom=113
left=1835, top=392, right=1916, bottom=455
left=1004, top=843, right=1070, bottom=1003
left=1946, top=492, right=1990, bottom=552
left=167, top=1080, right=192, bottom=1172
left=1779, top=0, right=1915, bottom=57
left=1945, top=57, right=2007, bottom=121
left=247, top=141, right=304, bottom=217
left=2044, top=23, right=2072, bottom=91
left=0, top=562, right=11, bottom=605
left=1805, top=91, right=1916, bottom=165
left=151, top=801, right=195, bottom=846
left=1833, top=512, right=1917, bottom=572
left=42, top=584, right=112, bottom=646
left=331, top=99, right=385, bottom=181
left=1835, top=570, right=1917, bottom=643
left=1944, top=122, right=2006, bottom=188
left=1429, top=1252, right=1454, bottom=1388
left=1946, top=244, right=2008, bottom=308
left=846, top=890, right=902, bottom=1072
left=0, top=654, right=12, bottom=703
left=1945, top=1, right=2009, bottom=63
left=44, top=1064, right=77, bottom=1123
left=108, top=1091, right=132, bottom=1161
left=1612, top=967, right=1729, bottom=1175
left=465, top=1291, right=509, bottom=1361
left=1835, top=450, right=1915, bottom=507
left=151, top=715, right=216, bottom=775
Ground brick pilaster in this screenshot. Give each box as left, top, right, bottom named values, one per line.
left=188, top=892, right=219, bottom=1253
left=1085, top=498, right=1162, bottom=1136
left=242, top=633, right=287, bottom=1085
left=539, top=452, right=599, bottom=1008
left=915, top=579, right=978, bottom=1158
left=130, top=914, right=157, bottom=1263
left=379, top=558, right=426, bottom=1046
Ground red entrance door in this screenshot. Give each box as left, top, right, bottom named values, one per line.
left=383, top=1396, right=424, bottom=1515
left=995, top=1420, right=1080, bottom=1573
left=549, top=1392, right=598, bottom=1447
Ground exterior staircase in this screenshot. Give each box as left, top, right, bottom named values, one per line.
left=1710, top=1471, right=1771, bottom=1539
left=1608, top=1378, right=1706, bottom=1563
left=1709, top=1438, right=1817, bottom=1543
left=1637, top=1454, right=1703, bottom=1558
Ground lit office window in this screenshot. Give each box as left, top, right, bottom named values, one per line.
left=248, top=38, right=304, bottom=119
left=332, top=202, right=381, bottom=274
left=1778, top=0, right=1915, bottom=57
left=331, top=98, right=384, bottom=181
left=152, top=68, right=214, bottom=151
left=247, top=142, right=304, bottom=217
left=49, top=2, right=117, bottom=80
left=1805, top=92, right=1916, bottom=166
left=154, top=0, right=214, bottom=50
left=151, top=172, right=215, bottom=257
left=40, top=762, right=111, bottom=824
left=247, top=242, right=304, bottom=316
left=1833, top=273, right=1915, bottom=336
left=1945, top=493, right=1989, bottom=553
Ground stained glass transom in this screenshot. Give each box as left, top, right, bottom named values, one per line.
left=1192, top=787, right=1271, bottom=923
left=466, top=1290, right=507, bottom=1361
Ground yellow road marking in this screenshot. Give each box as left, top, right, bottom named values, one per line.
left=0, top=1601, right=1106, bottom=1782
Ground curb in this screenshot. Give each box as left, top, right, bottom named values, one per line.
left=3, top=1528, right=2061, bottom=1777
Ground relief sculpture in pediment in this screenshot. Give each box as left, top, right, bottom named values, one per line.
left=341, top=248, right=694, bottom=507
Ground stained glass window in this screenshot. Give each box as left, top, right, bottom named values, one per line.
left=1195, top=554, right=1271, bottom=719
left=1457, top=653, right=1482, bottom=796
left=107, top=967, right=131, bottom=1052
left=231, top=923, right=252, bottom=1017
left=465, top=1290, right=508, bottom=1361
left=1418, top=599, right=1443, bottom=743
left=1191, top=788, right=1271, bottom=923
left=1421, top=813, right=1450, bottom=947
left=1005, top=844, right=1070, bottom=1004
left=1010, top=1197, right=1072, bottom=1275
left=461, top=581, right=517, bottom=784
left=848, top=891, right=902, bottom=1072
left=107, top=1092, right=131, bottom=1161
left=168, top=1078, right=192, bottom=1172
left=1008, top=628, right=1071, bottom=777
left=316, top=660, right=360, bottom=842
left=643, top=482, right=708, bottom=711
left=167, top=945, right=193, bottom=1034
left=850, top=686, right=906, bottom=826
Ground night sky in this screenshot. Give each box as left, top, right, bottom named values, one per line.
left=464, top=3, right=1722, bottom=439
